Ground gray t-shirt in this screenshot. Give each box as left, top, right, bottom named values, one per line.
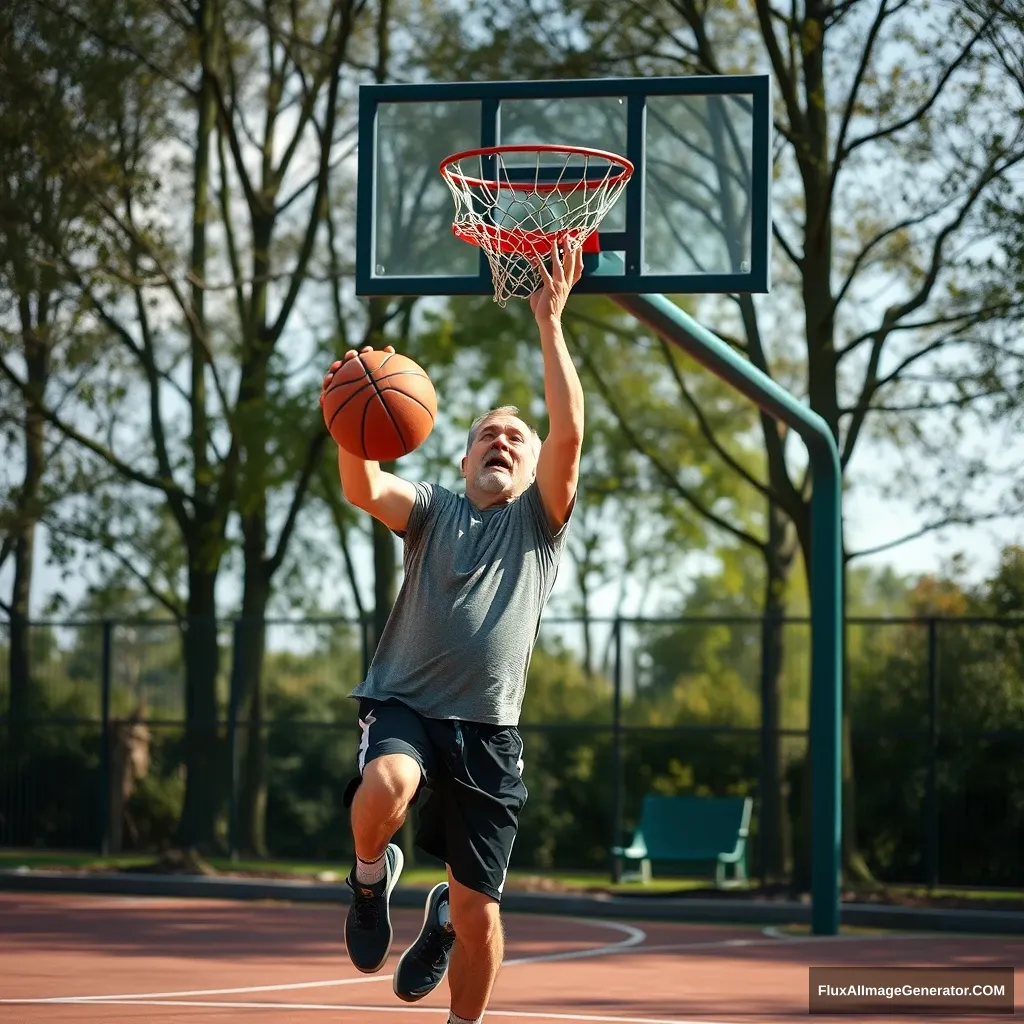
left=349, top=479, right=573, bottom=726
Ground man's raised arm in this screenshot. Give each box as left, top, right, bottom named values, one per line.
left=530, top=242, right=585, bottom=533
left=321, top=346, right=418, bottom=533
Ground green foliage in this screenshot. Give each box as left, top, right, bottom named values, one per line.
left=5, top=550, right=1024, bottom=883
left=520, top=642, right=612, bottom=724
left=846, top=550, right=1024, bottom=884
left=124, top=756, right=186, bottom=851
left=263, top=678, right=362, bottom=860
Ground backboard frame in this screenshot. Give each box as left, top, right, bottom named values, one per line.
left=355, top=74, right=772, bottom=298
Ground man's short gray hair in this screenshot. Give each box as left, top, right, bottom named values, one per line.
left=466, top=405, right=542, bottom=460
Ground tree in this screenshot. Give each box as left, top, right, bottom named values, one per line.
left=849, top=547, right=1024, bottom=886
left=207, top=0, right=374, bottom=857
left=0, top=0, right=372, bottom=852
left=0, top=0, right=154, bottom=840
left=422, top=0, right=1024, bottom=888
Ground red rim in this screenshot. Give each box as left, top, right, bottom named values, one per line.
left=452, top=222, right=602, bottom=255
left=440, top=144, right=634, bottom=194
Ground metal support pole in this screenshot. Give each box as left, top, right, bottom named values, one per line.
left=611, top=293, right=843, bottom=935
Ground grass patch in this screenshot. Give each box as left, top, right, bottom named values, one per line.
left=0, top=849, right=714, bottom=893
left=2, top=851, right=1020, bottom=903
left=882, top=885, right=1024, bottom=903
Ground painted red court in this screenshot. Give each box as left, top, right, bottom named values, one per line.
left=0, top=892, right=1019, bottom=1023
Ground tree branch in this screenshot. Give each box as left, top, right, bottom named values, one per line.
left=654, top=336, right=773, bottom=500
left=829, top=0, right=902, bottom=188
left=754, top=0, right=807, bottom=138
left=837, top=13, right=995, bottom=162
left=848, top=510, right=1012, bottom=560
left=268, top=2, right=353, bottom=343
left=772, top=221, right=804, bottom=271
left=215, top=128, right=247, bottom=328
left=841, top=388, right=1006, bottom=414
left=575, top=344, right=766, bottom=551
left=833, top=206, right=954, bottom=324
left=29, top=0, right=196, bottom=96
left=266, top=428, right=330, bottom=577
left=838, top=300, right=1017, bottom=359
left=318, top=461, right=366, bottom=620
left=734, top=294, right=805, bottom=521
left=0, top=355, right=195, bottom=507
left=885, top=149, right=1024, bottom=328
left=79, top=190, right=235, bottom=420
left=58, top=519, right=185, bottom=619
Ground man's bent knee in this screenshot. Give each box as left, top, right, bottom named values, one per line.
left=448, top=880, right=502, bottom=948
left=354, top=753, right=422, bottom=818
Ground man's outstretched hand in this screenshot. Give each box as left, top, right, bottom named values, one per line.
left=529, top=239, right=583, bottom=322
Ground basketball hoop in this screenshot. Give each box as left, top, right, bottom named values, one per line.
left=439, top=144, right=634, bottom=306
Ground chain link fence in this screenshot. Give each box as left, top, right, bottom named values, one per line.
left=1, top=614, right=1022, bottom=887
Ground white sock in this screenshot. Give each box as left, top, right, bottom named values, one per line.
left=355, top=850, right=387, bottom=885
left=448, top=1013, right=482, bottom=1024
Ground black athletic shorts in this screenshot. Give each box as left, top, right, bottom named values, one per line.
left=344, top=697, right=528, bottom=902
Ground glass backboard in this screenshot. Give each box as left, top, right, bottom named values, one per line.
left=356, top=76, right=771, bottom=298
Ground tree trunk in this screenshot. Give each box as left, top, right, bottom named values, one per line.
left=232, top=526, right=271, bottom=857
left=5, top=301, right=50, bottom=843
left=787, top=0, right=872, bottom=891
left=759, top=501, right=797, bottom=883
left=7, top=485, right=38, bottom=745
left=175, top=568, right=222, bottom=851
left=173, top=0, right=222, bottom=855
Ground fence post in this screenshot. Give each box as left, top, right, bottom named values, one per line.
left=610, top=617, right=624, bottom=884
left=228, top=619, right=242, bottom=862
left=98, top=621, right=113, bottom=856
left=926, top=617, right=939, bottom=890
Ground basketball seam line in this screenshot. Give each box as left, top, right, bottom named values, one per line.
left=382, top=388, right=436, bottom=420
left=326, top=366, right=424, bottom=431
left=359, top=352, right=409, bottom=457
left=326, top=378, right=376, bottom=433
left=332, top=368, right=424, bottom=389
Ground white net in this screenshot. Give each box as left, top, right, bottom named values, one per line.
left=440, top=146, right=633, bottom=306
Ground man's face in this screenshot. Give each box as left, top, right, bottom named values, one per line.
left=463, top=414, right=538, bottom=498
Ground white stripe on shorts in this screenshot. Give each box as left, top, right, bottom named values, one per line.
left=357, top=711, right=376, bottom=774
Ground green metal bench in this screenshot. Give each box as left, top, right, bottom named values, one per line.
left=611, top=794, right=753, bottom=887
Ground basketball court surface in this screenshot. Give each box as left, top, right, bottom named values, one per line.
left=1, top=892, right=1019, bottom=1022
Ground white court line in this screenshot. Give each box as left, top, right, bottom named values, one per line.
left=0, top=998, right=734, bottom=1024
left=0, top=917, right=644, bottom=1005
left=4, top=918, right=1013, bottom=1011
left=632, top=930, right=977, bottom=956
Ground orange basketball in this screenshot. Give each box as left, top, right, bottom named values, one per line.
left=321, top=350, right=437, bottom=461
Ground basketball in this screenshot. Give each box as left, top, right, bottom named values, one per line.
left=322, top=350, right=437, bottom=461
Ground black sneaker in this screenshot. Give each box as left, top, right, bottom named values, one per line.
left=345, top=843, right=405, bottom=973
left=393, top=881, right=456, bottom=1002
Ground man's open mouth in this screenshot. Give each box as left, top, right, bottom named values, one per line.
left=485, top=454, right=511, bottom=471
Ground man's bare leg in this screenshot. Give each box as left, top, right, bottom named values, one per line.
left=350, top=753, right=421, bottom=867
left=445, top=870, right=504, bottom=1021
left=345, top=753, right=421, bottom=974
